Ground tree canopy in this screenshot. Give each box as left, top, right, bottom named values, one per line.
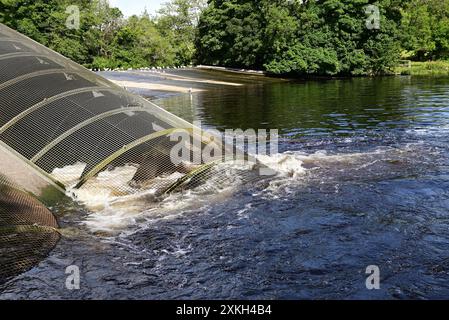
left=195, top=0, right=406, bottom=76
left=1, top=0, right=448, bottom=76
left=0, top=0, right=206, bottom=69
left=400, top=0, right=449, bottom=60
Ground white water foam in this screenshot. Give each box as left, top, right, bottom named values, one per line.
left=54, top=144, right=428, bottom=234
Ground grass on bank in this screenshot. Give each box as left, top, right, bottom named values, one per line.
left=396, top=60, right=449, bottom=76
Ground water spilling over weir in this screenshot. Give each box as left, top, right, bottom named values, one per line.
left=2, top=24, right=448, bottom=299
left=0, top=23, right=265, bottom=283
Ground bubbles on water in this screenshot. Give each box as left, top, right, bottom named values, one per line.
left=49, top=141, right=441, bottom=235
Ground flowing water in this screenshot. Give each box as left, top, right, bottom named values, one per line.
left=1, top=72, right=449, bottom=299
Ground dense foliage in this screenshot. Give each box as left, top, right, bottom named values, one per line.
left=195, top=0, right=406, bottom=76
left=1, top=0, right=448, bottom=76
left=0, top=0, right=205, bottom=69
left=400, top=0, right=449, bottom=60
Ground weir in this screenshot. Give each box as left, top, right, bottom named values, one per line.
left=0, top=23, right=231, bottom=197
left=0, top=23, right=267, bottom=283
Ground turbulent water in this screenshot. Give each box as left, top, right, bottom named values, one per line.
left=1, top=72, right=449, bottom=299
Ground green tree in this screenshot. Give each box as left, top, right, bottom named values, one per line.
left=0, top=0, right=122, bottom=65
left=0, top=0, right=203, bottom=69
left=400, top=0, right=449, bottom=60
left=157, top=0, right=207, bottom=66
left=196, top=0, right=404, bottom=76
left=195, top=0, right=265, bottom=68
left=108, top=14, right=176, bottom=69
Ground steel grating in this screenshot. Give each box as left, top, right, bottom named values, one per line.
left=0, top=22, right=273, bottom=284
left=0, top=55, right=63, bottom=83
left=0, top=22, right=268, bottom=199
left=0, top=90, right=141, bottom=160
left=0, top=39, right=35, bottom=55
left=0, top=24, right=274, bottom=283
left=0, top=177, right=60, bottom=285
left=0, top=72, right=99, bottom=128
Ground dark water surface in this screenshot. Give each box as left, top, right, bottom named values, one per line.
left=1, top=72, right=449, bottom=299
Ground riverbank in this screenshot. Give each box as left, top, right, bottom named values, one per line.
left=99, top=68, right=284, bottom=99
left=100, top=64, right=449, bottom=102
left=396, top=61, right=449, bottom=76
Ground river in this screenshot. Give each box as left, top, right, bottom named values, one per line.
left=1, top=70, right=449, bottom=299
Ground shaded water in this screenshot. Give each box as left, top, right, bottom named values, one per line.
left=1, top=72, right=449, bottom=299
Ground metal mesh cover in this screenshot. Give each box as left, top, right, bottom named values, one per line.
left=0, top=178, right=60, bottom=285
left=0, top=90, right=140, bottom=160
left=0, top=23, right=266, bottom=199
left=0, top=39, right=35, bottom=55
left=0, top=55, right=63, bottom=83
left=0, top=72, right=97, bottom=127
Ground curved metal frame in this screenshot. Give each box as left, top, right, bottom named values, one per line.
left=0, top=68, right=82, bottom=91
left=0, top=23, right=238, bottom=195
left=74, top=127, right=225, bottom=189
left=0, top=86, right=113, bottom=133
left=74, top=128, right=193, bottom=188
left=0, top=37, right=33, bottom=54
left=0, top=141, right=65, bottom=192
left=0, top=52, right=48, bottom=61
left=31, top=107, right=147, bottom=163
